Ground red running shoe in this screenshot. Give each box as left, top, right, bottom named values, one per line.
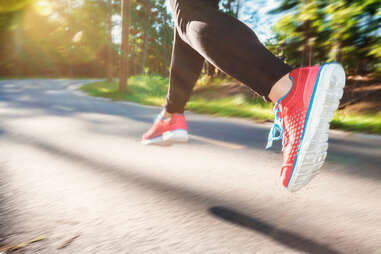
left=142, top=113, right=189, bottom=145
left=266, top=63, right=345, bottom=192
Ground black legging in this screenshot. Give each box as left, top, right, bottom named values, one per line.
left=165, top=0, right=293, bottom=113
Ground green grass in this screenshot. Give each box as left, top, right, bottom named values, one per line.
left=0, top=76, right=99, bottom=80
left=331, top=112, right=381, bottom=134
left=79, top=75, right=381, bottom=135
left=80, top=75, right=169, bottom=106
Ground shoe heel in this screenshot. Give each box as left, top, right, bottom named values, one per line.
left=163, top=129, right=189, bottom=143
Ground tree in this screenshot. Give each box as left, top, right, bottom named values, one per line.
left=270, top=0, right=326, bottom=67
left=270, top=0, right=381, bottom=76
left=106, top=0, right=113, bottom=81
left=119, top=0, right=130, bottom=91
left=130, top=0, right=173, bottom=76
left=0, top=0, right=174, bottom=78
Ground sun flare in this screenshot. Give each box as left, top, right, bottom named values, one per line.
left=33, top=0, right=53, bottom=16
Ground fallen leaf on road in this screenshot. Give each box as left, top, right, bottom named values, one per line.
left=57, top=234, right=80, bottom=250
left=0, top=235, right=46, bottom=253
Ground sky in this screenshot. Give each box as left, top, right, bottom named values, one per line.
left=238, top=0, right=282, bottom=42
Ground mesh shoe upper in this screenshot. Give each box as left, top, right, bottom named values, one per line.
left=267, top=66, right=322, bottom=188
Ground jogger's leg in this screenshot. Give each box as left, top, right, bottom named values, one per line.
left=168, top=0, right=292, bottom=99
left=147, top=0, right=346, bottom=194
left=165, top=30, right=204, bottom=113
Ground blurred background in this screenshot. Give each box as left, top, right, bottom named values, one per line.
left=1, top=1, right=381, bottom=253
left=0, top=0, right=380, bottom=133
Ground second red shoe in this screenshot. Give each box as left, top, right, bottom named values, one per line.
left=142, top=113, right=189, bottom=145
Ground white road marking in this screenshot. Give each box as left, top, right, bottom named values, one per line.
left=189, top=134, right=245, bottom=150
left=53, top=105, right=74, bottom=112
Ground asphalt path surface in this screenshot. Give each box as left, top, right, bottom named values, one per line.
left=0, top=79, right=380, bottom=253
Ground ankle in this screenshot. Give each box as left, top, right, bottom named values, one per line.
left=160, top=110, right=172, bottom=119
left=268, top=73, right=293, bottom=104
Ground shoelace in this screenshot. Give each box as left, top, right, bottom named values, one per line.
left=153, top=113, right=168, bottom=123
left=266, top=102, right=284, bottom=149
left=266, top=74, right=294, bottom=150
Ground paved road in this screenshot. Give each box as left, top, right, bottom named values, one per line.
left=0, top=79, right=380, bottom=254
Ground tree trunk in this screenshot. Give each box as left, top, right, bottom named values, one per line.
left=307, top=38, right=314, bottom=66
left=14, top=24, right=25, bottom=76
left=335, top=41, right=342, bottom=62
left=141, top=24, right=149, bottom=75
left=106, top=0, right=113, bottom=82
left=141, top=1, right=151, bottom=75
left=119, top=0, right=130, bottom=91
left=302, top=0, right=314, bottom=66
left=302, top=21, right=314, bottom=66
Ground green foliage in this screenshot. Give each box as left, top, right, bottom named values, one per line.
left=129, top=0, right=173, bottom=76
left=1, top=0, right=378, bottom=78
left=269, top=0, right=381, bottom=76
left=0, top=0, right=173, bottom=77
left=0, top=0, right=111, bottom=76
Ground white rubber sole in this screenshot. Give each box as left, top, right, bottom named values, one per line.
left=142, top=129, right=189, bottom=145
left=287, top=63, right=346, bottom=192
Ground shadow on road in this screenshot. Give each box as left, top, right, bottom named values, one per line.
left=209, top=206, right=342, bottom=254
left=0, top=128, right=13, bottom=245
left=0, top=163, right=14, bottom=247
left=5, top=132, right=354, bottom=253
